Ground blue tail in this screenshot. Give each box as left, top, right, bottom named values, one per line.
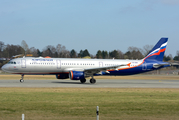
left=144, top=38, right=168, bottom=61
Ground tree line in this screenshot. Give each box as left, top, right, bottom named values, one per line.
left=0, top=40, right=179, bottom=62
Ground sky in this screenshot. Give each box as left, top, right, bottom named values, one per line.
left=0, top=0, right=179, bottom=57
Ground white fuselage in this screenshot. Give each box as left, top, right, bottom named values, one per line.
left=2, top=57, right=143, bottom=74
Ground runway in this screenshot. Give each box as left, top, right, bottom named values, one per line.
left=0, top=79, right=179, bottom=88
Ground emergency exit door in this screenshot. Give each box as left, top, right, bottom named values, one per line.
left=21, top=59, right=26, bottom=68
left=99, top=62, right=103, bottom=67
left=57, top=60, right=61, bottom=69
left=142, top=62, right=147, bottom=70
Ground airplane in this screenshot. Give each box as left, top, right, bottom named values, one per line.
left=1, top=38, right=171, bottom=84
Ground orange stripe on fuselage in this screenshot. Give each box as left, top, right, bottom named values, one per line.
left=107, top=48, right=166, bottom=72
left=107, top=61, right=144, bottom=71
left=127, top=63, right=131, bottom=67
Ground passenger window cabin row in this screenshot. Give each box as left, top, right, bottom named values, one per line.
left=10, top=62, right=123, bottom=66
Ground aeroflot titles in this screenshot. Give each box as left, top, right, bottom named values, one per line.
left=32, top=59, right=53, bottom=61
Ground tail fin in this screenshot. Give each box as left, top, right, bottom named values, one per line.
left=144, top=38, right=168, bottom=61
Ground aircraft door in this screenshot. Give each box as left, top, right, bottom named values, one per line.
left=142, top=62, right=147, bottom=70
left=21, top=59, right=26, bottom=68
left=99, top=62, right=103, bottom=67
left=57, top=60, right=61, bottom=69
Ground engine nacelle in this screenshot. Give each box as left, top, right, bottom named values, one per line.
left=69, top=71, right=85, bottom=80
left=56, top=73, right=69, bottom=79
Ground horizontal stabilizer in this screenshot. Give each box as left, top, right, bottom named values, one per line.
left=153, top=63, right=171, bottom=68
left=170, top=63, right=179, bottom=66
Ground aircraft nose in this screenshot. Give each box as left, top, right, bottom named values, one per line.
left=1, top=65, right=7, bottom=72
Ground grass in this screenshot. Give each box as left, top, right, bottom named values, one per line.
left=0, top=88, right=179, bottom=120
left=0, top=74, right=179, bottom=80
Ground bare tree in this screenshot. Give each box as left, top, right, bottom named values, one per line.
left=174, top=51, right=179, bottom=61
left=56, top=44, right=69, bottom=58
left=177, top=50, right=179, bottom=57
left=143, top=45, right=153, bottom=56
left=56, top=44, right=61, bottom=57
left=61, top=46, right=70, bottom=58
left=168, top=54, right=173, bottom=60
left=0, top=41, right=4, bottom=57
left=59, top=46, right=69, bottom=58
left=125, top=46, right=144, bottom=59
left=21, top=40, right=29, bottom=55
left=42, top=45, right=55, bottom=57
left=0, top=41, right=4, bottom=51
left=128, top=46, right=143, bottom=53
left=64, top=50, right=70, bottom=58
left=117, top=50, right=124, bottom=59
left=29, top=47, right=38, bottom=57
left=2, top=44, right=24, bottom=58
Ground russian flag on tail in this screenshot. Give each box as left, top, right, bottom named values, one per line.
left=144, top=38, right=168, bottom=61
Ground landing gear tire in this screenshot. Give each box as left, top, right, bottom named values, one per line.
left=20, top=79, right=24, bottom=83
left=90, top=79, right=96, bottom=84
left=80, top=79, right=86, bottom=84
left=20, top=74, right=24, bottom=83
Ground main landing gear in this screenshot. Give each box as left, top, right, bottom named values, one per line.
left=90, top=78, right=96, bottom=84
left=20, top=74, right=24, bottom=83
left=80, top=77, right=96, bottom=84
left=80, top=78, right=86, bottom=84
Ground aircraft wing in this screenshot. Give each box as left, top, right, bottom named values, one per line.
left=84, top=64, right=128, bottom=75
left=171, top=63, right=179, bottom=66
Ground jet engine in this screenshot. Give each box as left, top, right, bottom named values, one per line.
left=69, top=71, right=85, bottom=80
left=56, top=73, right=69, bottom=79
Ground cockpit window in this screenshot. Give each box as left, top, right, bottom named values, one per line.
left=7, top=61, right=16, bottom=64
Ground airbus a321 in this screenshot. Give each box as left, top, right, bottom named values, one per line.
left=2, top=38, right=171, bottom=84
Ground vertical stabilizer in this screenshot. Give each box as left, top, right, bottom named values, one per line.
left=144, top=38, right=168, bottom=61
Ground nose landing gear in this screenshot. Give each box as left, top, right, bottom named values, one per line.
left=20, top=74, right=24, bottom=83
